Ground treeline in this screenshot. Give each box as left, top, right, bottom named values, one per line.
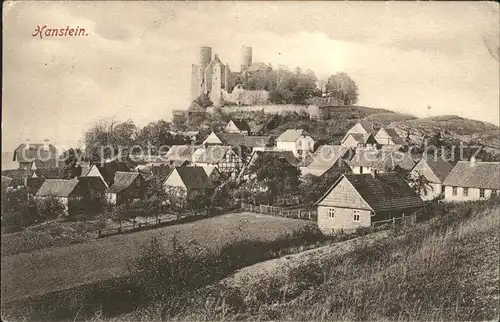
left=240, top=66, right=359, bottom=106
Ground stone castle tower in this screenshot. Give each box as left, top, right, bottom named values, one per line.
left=190, top=46, right=253, bottom=107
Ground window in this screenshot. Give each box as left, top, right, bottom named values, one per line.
left=353, top=210, right=360, bottom=222
left=480, top=189, right=485, bottom=198
left=328, top=208, right=335, bottom=219
left=492, top=190, right=497, bottom=197
left=452, top=187, right=457, bottom=196
left=463, top=187, right=468, bottom=197
left=359, top=166, right=364, bottom=174
left=441, top=185, right=445, bottom=194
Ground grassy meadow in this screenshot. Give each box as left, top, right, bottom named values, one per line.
left=110, top=199, right=499, bottom=321
left=1, top=212, right=314, bottom=305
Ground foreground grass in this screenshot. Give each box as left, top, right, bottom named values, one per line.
left=115, top=199, right=499, bottom=321
left=1, top=212, right=314, bottom=305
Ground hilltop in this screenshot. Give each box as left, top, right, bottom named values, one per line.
left=209, top=105, right=499, bottom=149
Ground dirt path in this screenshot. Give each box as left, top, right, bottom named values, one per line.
left=223, top=229, right=391, bottom=287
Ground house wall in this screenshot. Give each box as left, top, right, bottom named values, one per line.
left=444, top=186, right=497, bottom=202
left=203, top=133, right=223, bottom=145
left=341, top=135, right=359, bottom=149
left=164, top=169, right=187, bottom=190
left=351, top=165, right=374, bottom=174
left=318, top=206, right=371, bottom=234
left=277, top=136, right=315, bottom=158
left=224, top=121, right=247, bottom=134
left=375, top=129, right=394, bottom=145
left=105, top=193, right=117, bottom=205
left=317, top=177, right=372, bottom=233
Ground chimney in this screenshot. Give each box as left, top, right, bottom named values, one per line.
left=43, top=139, right=50, bottom=151
left=470, top=156, right=476, bottom=167
left=25, top=139, right=31, bottom=150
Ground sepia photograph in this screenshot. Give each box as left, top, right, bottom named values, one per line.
left=1, top=1, right=499, bottom=321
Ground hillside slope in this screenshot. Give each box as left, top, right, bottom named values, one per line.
left=161, top=200, right=499, bottom=321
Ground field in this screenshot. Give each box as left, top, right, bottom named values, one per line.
left=106, top=200, right=499, bottom=321
left=1, top=212, right=313, bottom=304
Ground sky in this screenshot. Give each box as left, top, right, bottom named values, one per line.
left=2, top=1, right=499, bottom=151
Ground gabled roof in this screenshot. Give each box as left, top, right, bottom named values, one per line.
left=188, top=102, right=205, bottom=113
left=175, top=166, right=213, bottom=190
left=276, top=129, right=309, bottom=142
left=201, top=165, right=220, bottom=177
left=303, top=145, right=350, bottom=176
left=372, top=152, right=415, bottom=171
left=106, top=171, right=141, bottom=193
left=36, top=179, right=79, bottom=197
left=217, top=133, right=271, bottom=148
left=164, top=145, right=201, bottom=161
left=384, top=128, right=406, bottom=145
left=249, top=123, right=265, bottom=134
left=442, top=161, right=500, bottom=189
left=97, top=161, right=131, bottom=186
left=345, top=133, right=376, bottom=144
left=317, top=173, right=424, bottom=212
left=226, top=120, right=251, bottom=133
left=193, top=146, right=236, bottom=164
left=419, top=158, right=454, bottom=182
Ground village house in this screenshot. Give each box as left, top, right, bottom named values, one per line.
left=163, top=166, right=214, bottom=202
left=374, top=128, right=407, bottom=146
left=79, top=164, right=109, bottom=188
left=36, top=177, right=107, bottom=213
left=105, top=171, right=147, bottom=205
left=164, top=145, right=201, bottom=164
left=248, top=122, right=266, bottom=136
left=301, top=145, right=352, bottom=177
left=224, top=119, right=251, bottom=135
left=192, top=145, right=243, bottom=176
left=200, top=165, right=223, bottom=184
left=348, top=150, right=415, bottom=175
left=409, top=157, right=454, bottom=200
left=341, top=133, right=378, bottom=150
left=276, top=129, right=315, bottom=158
left=342, top=122, right=370, bottom=139
left=441, top=159, right=500, bottom=202
left=316, top=173, right=424, bottom=234
left=13, top=140, right=58, bottom=170
left=187, top=101, right=206, bottom=117
left=1, top=176, right=13, bottom=191
left=95, top=161, right=131, bottom=187
left=203, top=131, right=272, bottom=151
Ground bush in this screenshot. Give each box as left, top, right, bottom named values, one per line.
left=36, top=196, right=66, bottom=220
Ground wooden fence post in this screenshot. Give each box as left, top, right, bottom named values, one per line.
left=392, top=217, right=396, bottom=229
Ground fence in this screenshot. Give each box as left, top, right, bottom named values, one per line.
left=241, top=203, right=317, bottom=221
left=96, top=210, right=209, bottom=238
left=372, top=213, right=417, bottom=230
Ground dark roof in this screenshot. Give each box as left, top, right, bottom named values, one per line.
left=347, top=133, right=377, bottom=144
left=384, top=128, right=406, bottom=145
left=32, top=168, right=61, bottom=179
left=13, top=143, right=58, bottom=163
left=77, top=176, right=107, bottom=192
left=106, top=171, right=141, bottom=193
left=422, top=158, right=454, bottom=182
left=36, top=179, right=79, bottom=197
left=228, top=120, right=251, bottom=133
left=348, top=150, right=415, bottom=171
left=249, top=123, right=265, bottom=134
left=442, top=161, right=500, bottom=189
left=317, top=173, right=424, bottom=212
left=25, top=177, right=45, bottom=192
left=97, top=161, right=131, bottom=185
left=217, top=133, right=272, bottom=148
left=250, top=150, right=299, bottom=167
left=175, top=166, right=213, bottom=189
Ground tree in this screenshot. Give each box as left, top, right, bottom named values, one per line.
left=59, top=148, right=83, bottom=179
left=84, top=118, right=138, bottom=163
left=1, top=188, right=38, bottom=229
left=194, top=93, right=213, bottom=108
left=36, top=196, right=66, bottom=220
left=325, top=72, right=359, bottom=105
left=136, top=120, right=175, bottom=155
left=111, top=203, right=134, bottom=229
left=247, top=154, right=301, bottom=205
left=406, top=171, right=432, bottom=197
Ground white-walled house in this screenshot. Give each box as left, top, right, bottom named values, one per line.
left=348, top=150, right=415, bottom=175
left=163, top=166, right=214, bottom=201
left=375, top=128, right=406, bottom=146
left=442, top=160, right=500, bottom=202
left=342, top=122, right=369, bottom=139
left=192, top=145, right=243, bottom=176
left=315, top=173, right=423, bottom=234
left=341, top=133, right=378, bottom=150
left=224, top=120, right=250, bottom=135
left=409, top=158, right=454, bottom=200
left=276, top=129, right=315, bottom=158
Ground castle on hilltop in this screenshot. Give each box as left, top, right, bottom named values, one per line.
left=190, top=46, right=272, bottom=107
